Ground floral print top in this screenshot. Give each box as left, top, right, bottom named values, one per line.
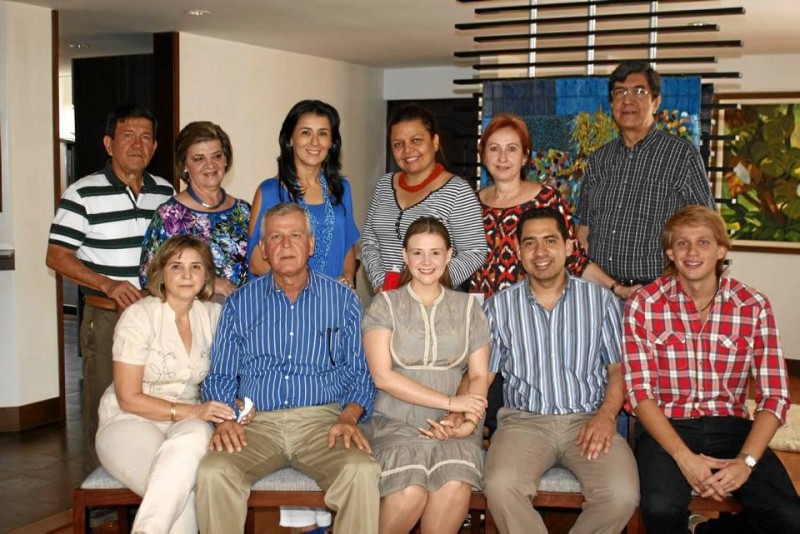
left=140, top=197, right=251, bottom=288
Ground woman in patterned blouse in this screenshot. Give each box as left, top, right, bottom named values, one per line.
left=140, top=122, right=250, bottom=299
left=468, top=112, right=626, bottom=298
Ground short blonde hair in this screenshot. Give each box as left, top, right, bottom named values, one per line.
left=146, top=235, right=216, bottom=301
left=663, top=205, right=730, bottom=277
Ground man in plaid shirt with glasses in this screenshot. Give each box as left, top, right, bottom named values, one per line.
left=575, top=61, right=714, bottom=298
left=623, top=206, right=800, bottom=533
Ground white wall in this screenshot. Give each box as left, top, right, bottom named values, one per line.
left=0, top=2, right=59, bottom=406
left=384, top=56, right=800, bottom=359
left=179, top=33, right=385, bottom=229
left=383, top=65, right=473, bottom=101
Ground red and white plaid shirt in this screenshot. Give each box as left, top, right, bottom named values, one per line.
left=623, top=275, right=790, bottom=424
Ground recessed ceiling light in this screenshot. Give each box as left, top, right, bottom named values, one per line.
left=185, top=9, right=211, bottom=17
left=68, top=43, right=90, bottom=49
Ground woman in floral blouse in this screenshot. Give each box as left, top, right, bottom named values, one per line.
left=140, top=121, right=250, bottom=298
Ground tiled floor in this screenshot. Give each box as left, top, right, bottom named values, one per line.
left=0, top=314, right=85, bottom=532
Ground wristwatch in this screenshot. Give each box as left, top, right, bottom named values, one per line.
left=737, top=452, right=757, bottom=470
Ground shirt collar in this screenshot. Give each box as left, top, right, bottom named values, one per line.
left=405, top=283, right=445, bottom=306
left=263, top=268, right=318, bottom=298
left=666, top=275, right=731, bottom=303
left=615, top=122, right=659, bottom=153
left=102, top=161, right=158, bottom=191
left=523, top=270, right=573, bottom=305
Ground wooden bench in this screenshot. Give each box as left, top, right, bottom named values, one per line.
left=72, top=465, right=589, bottom=533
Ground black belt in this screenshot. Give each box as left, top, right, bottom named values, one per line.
left=618, top=278, right=655, bottom=287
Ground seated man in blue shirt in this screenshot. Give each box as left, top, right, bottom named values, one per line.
left=196, top=202, right=380, bottom=534
left=482, top=207, right=639, bottom=534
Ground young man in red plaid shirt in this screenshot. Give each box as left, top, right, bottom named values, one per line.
left=623, top=205, right=800, bottom=533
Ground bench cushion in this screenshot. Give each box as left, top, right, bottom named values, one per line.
left=81, top=465, right=582, bottom=494
left=537, top=466, right=582, bottom=493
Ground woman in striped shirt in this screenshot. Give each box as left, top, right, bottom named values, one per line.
left=361, top=103, right=487, bottom=292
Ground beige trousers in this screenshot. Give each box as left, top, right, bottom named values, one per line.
left=484, top=409, right=639, bottom=534
left=96, top=417, right=212, bottom=534
left=196, top=403, right=380, bottom=534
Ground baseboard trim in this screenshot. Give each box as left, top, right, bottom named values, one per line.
left=0, top=396, right=62, bottom=432
left=8, top=508, right=72, bottom=533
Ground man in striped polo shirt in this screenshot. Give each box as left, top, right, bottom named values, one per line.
left=483, top=207, right=638, bottom=534
left=46, top=104, right=173, bottom=470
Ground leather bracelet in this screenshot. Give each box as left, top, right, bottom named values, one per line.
left=170, top=402, right=177, bottom=422
left=609, top=281, right=621, bottom=295
left=463, top=420, right=478, bottom=435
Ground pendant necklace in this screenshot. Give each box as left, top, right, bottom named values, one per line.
left=187, top=184, right=227, bottom=209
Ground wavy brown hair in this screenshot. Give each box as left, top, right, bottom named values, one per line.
left=174, top=121, right=233, bottom=183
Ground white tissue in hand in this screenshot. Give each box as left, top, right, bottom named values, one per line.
left=237, top=397, right=254, bottom=423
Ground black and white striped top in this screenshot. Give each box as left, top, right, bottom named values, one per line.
left=361, top=172, right=488, bottom=289
left=48, top=163, right=174, bottom=290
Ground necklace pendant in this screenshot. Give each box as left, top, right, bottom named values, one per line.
left=187, top=185, right=227, bottom=209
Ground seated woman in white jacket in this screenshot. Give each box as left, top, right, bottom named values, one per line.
left=96, top=235, right=240, bottom=533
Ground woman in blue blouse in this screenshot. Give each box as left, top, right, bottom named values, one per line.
left=248, top=100, right=359, bottom=287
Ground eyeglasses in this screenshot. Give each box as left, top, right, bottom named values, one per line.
left=326, top=327, right=339, bottom=367
left=611, top=86, right=651, bottom=100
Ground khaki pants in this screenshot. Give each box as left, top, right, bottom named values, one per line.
left=484, top=409, right=639, bottom=534
left=196, top=403, right=380, bottom=534
left=80, top=304, right=118, bottom=474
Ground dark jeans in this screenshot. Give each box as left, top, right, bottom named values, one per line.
left=635, top=417, right=800, bottom=534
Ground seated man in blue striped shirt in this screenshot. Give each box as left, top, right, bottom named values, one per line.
left=196, top=202, right=380, bottom=534
left=482, top=207, right=639, bottom=534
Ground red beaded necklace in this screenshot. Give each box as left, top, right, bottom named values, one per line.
left=397, top=163, right=445, bottom=193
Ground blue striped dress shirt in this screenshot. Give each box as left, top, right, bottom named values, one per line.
left=484, top=274, right=622, bottom=415
left=202, top=269, right=376, bottom=418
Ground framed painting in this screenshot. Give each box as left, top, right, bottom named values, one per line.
left=713, top=92, right=800, bottom=253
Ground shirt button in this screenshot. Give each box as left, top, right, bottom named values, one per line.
left=284, top=400, right=288, bottom=405
left=290, top=305, right=294, bottom=310
left=289, top=332, right=294, bottom=336
left=284, top=375, right=289, bottom=380
left=287, top=355, right=292, bottom=360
